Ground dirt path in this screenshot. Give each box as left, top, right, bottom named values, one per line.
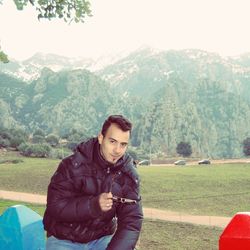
left=0, top=190, right=231, bottom=228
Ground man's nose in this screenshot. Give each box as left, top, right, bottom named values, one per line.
left=114, top=144, right=122, bottom=154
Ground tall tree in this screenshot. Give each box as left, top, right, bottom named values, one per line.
left=243, top=137, right=250, bottom=157
left=176, top=141, right=192, bottom=157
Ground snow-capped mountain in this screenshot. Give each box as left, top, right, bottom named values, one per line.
left=0, top=51, right=130, bottom=81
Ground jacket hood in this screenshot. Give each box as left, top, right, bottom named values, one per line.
left=76, top=137, right=133, bottom=172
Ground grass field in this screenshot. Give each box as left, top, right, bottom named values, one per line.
left=139, top=163, right=250, bottom=217
left=0, top=199, right=222, bottom=250
left=0, top=152, right=250, bottom=217
left=0, top=152, right=59, bottom=194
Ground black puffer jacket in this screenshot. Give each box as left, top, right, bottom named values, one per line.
left=43, top=138, right=143, bottom=250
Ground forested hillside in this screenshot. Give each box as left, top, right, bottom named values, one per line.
left=1, top=48, right=250, bottom=158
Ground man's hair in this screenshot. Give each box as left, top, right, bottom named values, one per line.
left=101, top=115, right=132, bottom=136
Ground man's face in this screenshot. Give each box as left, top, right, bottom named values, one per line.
left=98, top=123, right=130, bottom=164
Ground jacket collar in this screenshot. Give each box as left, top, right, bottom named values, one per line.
left=76, top=137, right=131, bottom=172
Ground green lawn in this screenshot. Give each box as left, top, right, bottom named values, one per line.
left=0, top=200, right=222, bottom=250
left=140, top=219, right=222, bottom=250
left=138, top=164, right=250, bottom=217
left=0, top=152, right=59, bottom=194
left=0, top=152, right=250, bottom=217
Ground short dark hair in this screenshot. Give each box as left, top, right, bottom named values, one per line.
left=101, top=115, right=132, bottom=136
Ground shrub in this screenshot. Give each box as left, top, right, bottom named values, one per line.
left=46, top=134, right=59, bottom=147
left=0, top=138, right=10, bottom=148
left=18, top=142, right=51, bottom=157
left=18, top=143, right=32, bottom=156
left=9, top=137, right=26, bottom=149
left=0, top=128, right=28, bottom=149
left=32, top=135, right=45, bottom=144
left=33, top=129, right=46, bottom=137
left=49, top=147, right=72, bottom=159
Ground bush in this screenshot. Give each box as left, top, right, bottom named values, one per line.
left=49, top=147, right=72, bottom=159
left=32, top=135, right=45, bottom=144
left=18, top=143, right=32, bottom=156
left=33, top=143, right=51, bottom=157
left=0, top=138, right=10, bottom=148
left=46, top=134, right=59, bottom=147
left=33, top=129, right=46, bottom=137
left=9, top=137, right=26, bottom=149
left=0, top=129, right=12, bottom=140
left=0, top=128, right=28, bottom=149
left=18, top=142, right=51, bottom=157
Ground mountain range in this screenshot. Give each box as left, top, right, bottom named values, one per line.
left=1, top=47, right=250, bottom=159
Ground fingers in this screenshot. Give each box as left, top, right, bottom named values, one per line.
left=99, top=192, right=113, bottom=212
left=107, top=192, right=113, bottom=199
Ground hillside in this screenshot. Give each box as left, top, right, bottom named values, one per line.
left=1, top=48, right=250, bottom=158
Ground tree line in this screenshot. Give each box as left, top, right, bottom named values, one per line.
left=1, top=127, right=249, bottom=160
left=0, top=127, right=84, bottom=158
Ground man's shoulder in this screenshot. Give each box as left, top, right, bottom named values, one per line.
left=121, top=157, right=140, bottom=185
left=62, top=137, right=97, bottom=166
left=59, top=150, right=92, bottom=174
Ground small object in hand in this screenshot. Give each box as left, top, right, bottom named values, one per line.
left=112, top=196, right=137, bottom=204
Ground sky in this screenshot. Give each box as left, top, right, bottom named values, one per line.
left=1, top=0, right=250, bottom=61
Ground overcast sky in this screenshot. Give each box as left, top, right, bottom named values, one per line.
left=1, top=0, right=250, bottom=61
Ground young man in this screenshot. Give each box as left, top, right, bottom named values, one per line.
left=43, top=115, right=143, bottom=250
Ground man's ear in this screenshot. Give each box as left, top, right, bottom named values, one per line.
left=97, top=133, right=103, bottom=144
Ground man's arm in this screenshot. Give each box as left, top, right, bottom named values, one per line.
left=107, top=201, right=143, bottom=250
left=107, top=174, right=143, bottom=250
left=46, top=160, right=102, bottom=222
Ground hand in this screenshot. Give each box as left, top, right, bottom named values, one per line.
left=99, top=192, right=113, bottom=212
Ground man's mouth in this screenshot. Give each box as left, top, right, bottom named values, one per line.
left=111, top=155, right=120, bottom=162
